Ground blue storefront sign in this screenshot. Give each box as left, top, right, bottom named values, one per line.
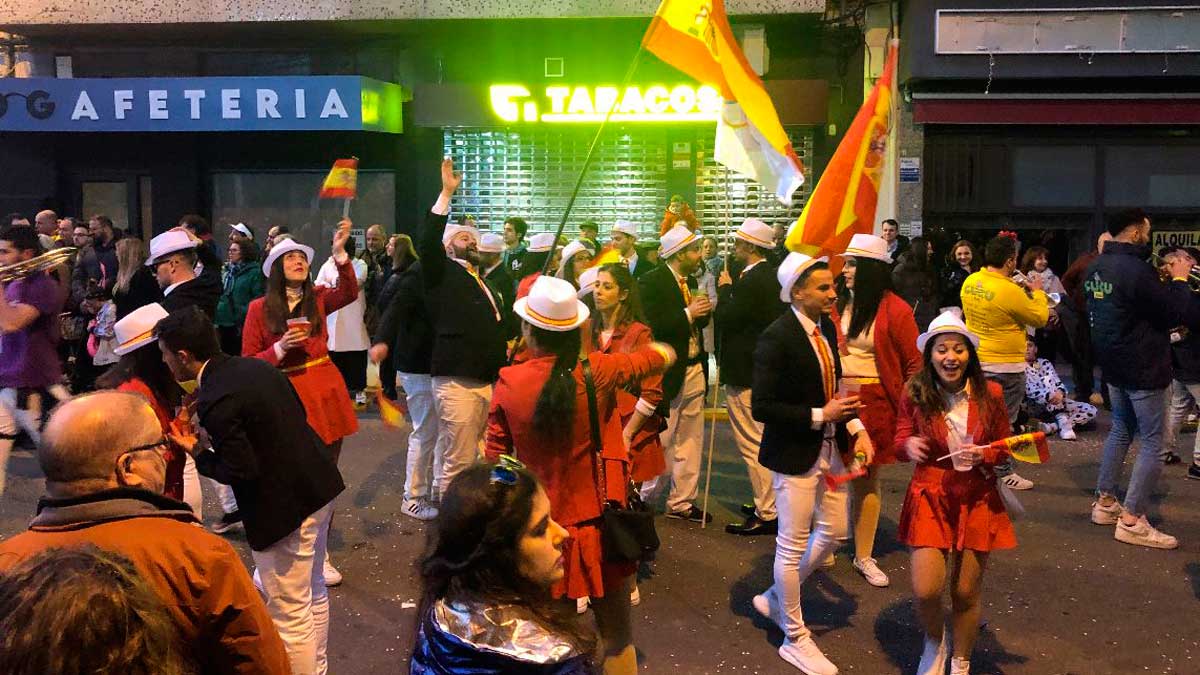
left=0, top=76, right=407, bottom=133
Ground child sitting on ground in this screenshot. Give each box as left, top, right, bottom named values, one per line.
left=1024, top=338, right=1096, bottom=440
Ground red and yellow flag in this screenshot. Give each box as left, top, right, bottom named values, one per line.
left=643, top=0, right=804, bottom=204
left=319, top=158, right=358, bottom=200
left=991, top=432, right=1051, bottom=464
left=786, top=41, right=898, bottom=261
left=591, top=247, right=624, bottom=268
left=376, top=390, right=409, bottom=431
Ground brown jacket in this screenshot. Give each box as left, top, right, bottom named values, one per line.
left=0, top=488, right=290, bottom=674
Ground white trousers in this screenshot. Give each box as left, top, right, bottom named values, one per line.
left=725, top=385, right=776, bottom=521
left=768, top=443, right=849, bottom=640
left=431, top=376, right=491, bottom=499
left=400, top=372, right=443, bottom=501
left=201, top=475, right=239, bottom=515
left=182, top=453, right=204, bottom=520
left=641, top=363, right=705, bottom=513
left=252, top=501, right=334, bottom=675
left=0, top=385, right=69, bottom=496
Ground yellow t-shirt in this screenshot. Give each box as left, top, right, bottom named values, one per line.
left=960, top=269, right=1049, bottom=364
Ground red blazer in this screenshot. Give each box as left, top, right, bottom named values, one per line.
left=893, top=380, right=1012, bottom=469
left=833, top=290, right=922, bottom=410
left=600, top=321, right=663, bottom=414
left=240, top=257, right=357, bottom=367
left=485, top=348, right=667, bottom=528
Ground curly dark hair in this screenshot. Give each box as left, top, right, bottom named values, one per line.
left=0, top=545, right=195, bottom=675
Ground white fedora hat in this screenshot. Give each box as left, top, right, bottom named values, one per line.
left=612, top=220, right=638, bottom=238
left=576, top=266, right=600, bottom=298
left=839, top=233, right=892, bottom=264
left=441, top=223, right=480, bottom=248
left=514, top=275, right=590, bottom=332
left=230, top=223, right=254, bottom=240
left=557, top=240, right=589, bottom=274
left=917, top=310, right=981, bottom=352
left=478, top=232, right=505, bottom=253
left=262, top=239, right=315, bottom=277
left=112, top=302, right=170, bottom=356
left=660, top=224, right=699, bottom=259
left=146, top=230, right=199, bottom=266
left=734, top=218, right=775, bottom=249
left=527, top=232, right=556, bottom=253
left=776, top=251, right=829, bottom=303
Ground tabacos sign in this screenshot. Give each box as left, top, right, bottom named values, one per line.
left=0, top=76, right=406, bottom=133
left=490, top=83, right=721, bottom=123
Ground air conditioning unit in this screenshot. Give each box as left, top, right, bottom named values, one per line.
left=741, top=25, right=769, bottom=76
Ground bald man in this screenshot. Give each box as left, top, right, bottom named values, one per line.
left=33, top=210, right=58, bottom=250
left=0, top=392, right=289, bottom=674
left=359, top=223, right=391, bottom=333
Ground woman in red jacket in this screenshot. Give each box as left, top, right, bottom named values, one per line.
left=485, top=275, right=674, bottom=675
left=895, top=311, right=1015, bottom=675
left=832, top=234, right=922, bottom=588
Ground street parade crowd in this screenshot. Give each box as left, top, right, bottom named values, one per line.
left=1, top=157, right=1199, bottom=675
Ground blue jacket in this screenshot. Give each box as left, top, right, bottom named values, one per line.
left=1086, top=241, right=1200, bottom=390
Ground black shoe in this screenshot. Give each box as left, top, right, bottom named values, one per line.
left=666, top=506, right=713, bottom=524
left=740, top=503, right=756, bottom=517
left=211, top=510, right=243, bottom=534
left=1189, top=464, right=1200, bottom=480
left=1164, top=452, right=1182, bottom=466
left=725, top=515, right=778, bottom=536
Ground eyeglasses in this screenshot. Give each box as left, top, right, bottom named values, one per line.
left=490, top=454, right=525, bottom=485
left=125, top=437, right=169, bottom=456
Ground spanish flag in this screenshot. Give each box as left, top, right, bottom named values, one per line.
left=992, top=432, right=1051, bottom=464
left=591, top=247, right=625, bottom=268
left=642, top=0, right=804, bottom=205
left=376, top=390, right=410, bottom=431
left=319, top=158, right=358, bottom=200
left=786, top=41, right=898, bottom=260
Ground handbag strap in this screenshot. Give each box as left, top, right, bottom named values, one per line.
left=581, top=357, right=608, bottom=510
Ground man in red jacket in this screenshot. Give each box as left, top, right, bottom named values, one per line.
left=0, top=391, right=289, bottom=674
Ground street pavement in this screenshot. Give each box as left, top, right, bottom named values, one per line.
left=3, top=408, right=1200, bottom=674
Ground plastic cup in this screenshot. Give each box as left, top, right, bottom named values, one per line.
left=286, top=317, right=311, bottom=333
left=839, top=380, right=862, bottom=399
left=951, top=447, right=975, bottom=472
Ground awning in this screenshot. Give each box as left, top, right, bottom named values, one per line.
left=914, top=98, right=1200, bottom=125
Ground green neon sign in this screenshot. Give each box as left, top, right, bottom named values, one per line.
left=490, top=84, right=721, bottom=123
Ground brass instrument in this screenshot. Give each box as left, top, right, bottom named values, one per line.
left=1149, top=251, right=1200, bottom=288
left=0, top=247, right=76, bottom=283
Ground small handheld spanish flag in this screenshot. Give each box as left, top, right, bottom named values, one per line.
left=319, top=158, right=358, bottom=200
left=376, top=390, right=410, bottom=431
left=992, top=432, right=1051, bottom=464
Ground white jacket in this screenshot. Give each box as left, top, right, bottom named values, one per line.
left=315, top=256, right=370, bottom=352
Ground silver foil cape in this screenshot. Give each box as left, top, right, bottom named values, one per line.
left=434, top=599, right=580, bottom=664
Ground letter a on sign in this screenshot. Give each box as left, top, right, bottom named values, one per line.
left=72, top=91, right=99, bottom=120
left=320, top=90, right=349, bottom=119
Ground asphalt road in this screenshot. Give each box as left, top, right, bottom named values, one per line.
left=3, top=408, right=1199, bottom=674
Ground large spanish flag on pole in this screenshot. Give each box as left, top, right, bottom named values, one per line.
left=642, top=0, right=804, bottom=205
left=786, top=40, right=898, bottom=260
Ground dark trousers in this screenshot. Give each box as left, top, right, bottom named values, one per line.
left=379, top=351, right=397, bottom=399
left=218, top=325, right=242, bottom=357
left=330, top=350, right=368, bottom=392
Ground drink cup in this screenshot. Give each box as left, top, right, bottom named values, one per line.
left=839, top=380, right=862, bottom=399
left=286, top=317, right=312, bottom=333
left=951, top=447, right=975, bottom=472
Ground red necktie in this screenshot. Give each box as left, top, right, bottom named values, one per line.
left=813, top=326, right=835, bottom=402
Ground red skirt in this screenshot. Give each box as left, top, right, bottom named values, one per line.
left=553, top=520, right=637, bottom=600
left=857, top=382, right=903, bottom=465
left=897, top=463, right=1017, bottom=552
left=617, top=390, right=666, bottom=482
left=285, top=359, right=359, bottom=445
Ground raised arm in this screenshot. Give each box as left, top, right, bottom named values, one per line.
left=418, top=158, right=462, bottom=290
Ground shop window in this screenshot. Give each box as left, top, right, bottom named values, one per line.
left=1012, top=146, right=1095, bottom=208
left=82, top=182, right=130, bottom=232
left=1104, top=145, right=1200, bottom=208
left=210, top=172, right=395, bottom=252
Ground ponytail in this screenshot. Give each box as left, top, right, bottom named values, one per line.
left=530, top=326, right=581, bottom=439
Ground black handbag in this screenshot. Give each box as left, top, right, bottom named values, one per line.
left=581, top=358, right=660, bottom=564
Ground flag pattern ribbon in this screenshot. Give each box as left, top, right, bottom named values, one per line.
left=786, top=41, right=898, bottom=259
left=319, top=158, right=359, bottom=200
left=643, top=0, right=804, bottom=204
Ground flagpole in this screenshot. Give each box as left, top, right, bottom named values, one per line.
left=700, top=164, right=733, bottom=528
left=541, top=44, right=645, bottom=275
left=342, top=199, right=351, bottom=220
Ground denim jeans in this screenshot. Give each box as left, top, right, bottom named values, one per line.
left=1097, top=385, right=1166, bottom=516
left=1164, top=380, right=1200, bottom=465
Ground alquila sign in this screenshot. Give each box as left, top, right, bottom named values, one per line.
left=490, top=83, right=722, bottom=123
left=0, top=76, right=406, bottom=133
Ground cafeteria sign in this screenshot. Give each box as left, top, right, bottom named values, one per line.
left=0, top=76, right=406, bottom=133
left=490, top=83, right=721, bottom=123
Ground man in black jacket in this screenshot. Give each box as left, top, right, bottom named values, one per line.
left=611, top=220, right=655, bottom=278
left=715, top=219, right=785, bottom=536
left=1162, top=246, right=1200, bottom=471
left=420, top=158, right=508, bottom=499
left=369, top=259, right=441, bottom=522
left=749, top=252, right=870, bottom=675
left=637, top=224, right=712, bottom=523
left=1087, top=209, right=1200, bottom=550
left=148, top=229, right=222, bottom=319
left=157, top=306, right=344, bottom=675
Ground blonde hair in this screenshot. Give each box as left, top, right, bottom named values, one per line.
left=114, top=238, right=148, bottom=294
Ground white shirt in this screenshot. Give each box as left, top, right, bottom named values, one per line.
left=790, top=307, right=865, bottom=437
left=626, top=252, right=640, bottom=274
left=940, top=383, right=972, bottom=448
left=163, top=279, right=186, bottom=296
left=315, top=257, right=370, bottom=352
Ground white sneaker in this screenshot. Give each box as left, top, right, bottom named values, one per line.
left=1091, top=498, right=1121, bottom=525
left=1115, top=515, right=1179, bottom=549
left=949, top=655, right=971, bottom=675
left=323, top=558, right=343, bottom=587
left=751, top=587, right=784, bottom=630
left=778, top=634, right=838, bottom=675
left=630, top=584, right=641, bottom=607
left=576, top=596, right=590, bottom=614
left=252, top=568, right=264, bottom=596
left=916, top=634, right=947, bottom=675
left=999, top=473, right=1034, bottom=490
left=1041, top=422, right=1059, bottom=434
left=1059, top=426, right=1077, bottom=440
left=402, top=498, right=439, bottom=521
left=852, top=557, right=890, bottom=587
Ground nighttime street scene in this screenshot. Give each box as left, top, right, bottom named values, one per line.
left=1, top=1, right=1199, bottom=674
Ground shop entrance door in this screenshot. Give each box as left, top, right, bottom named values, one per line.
left=70, top=173, right=153, bottom=241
